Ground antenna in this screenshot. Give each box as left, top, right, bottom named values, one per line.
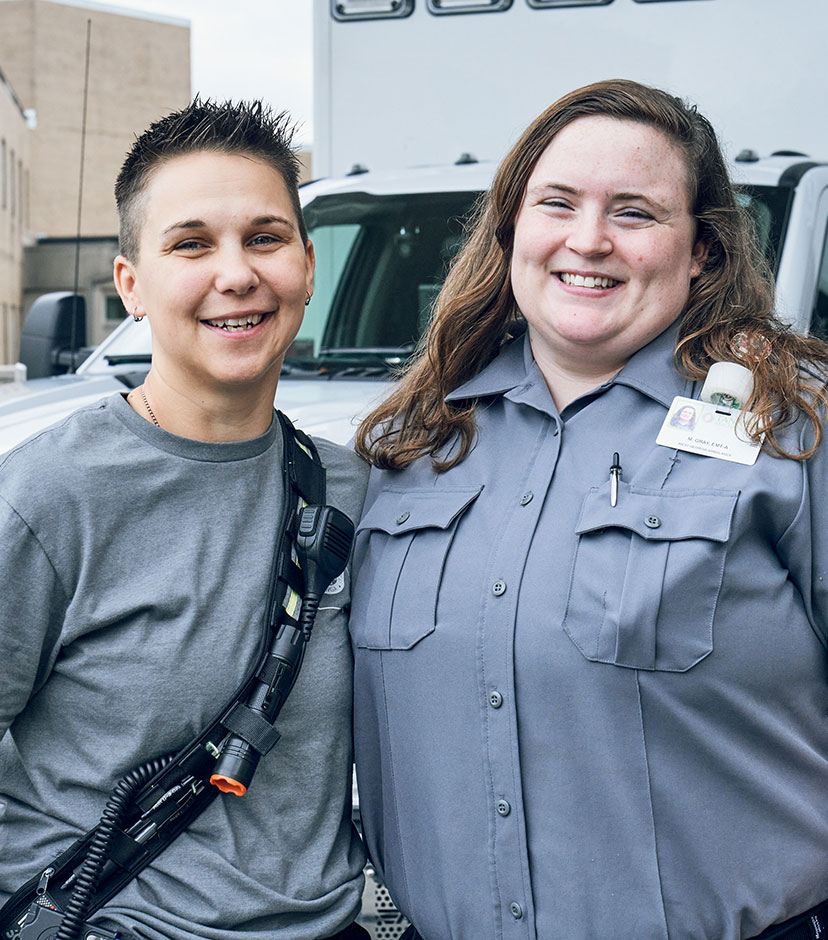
left=70, top=18, right=92, bottom=374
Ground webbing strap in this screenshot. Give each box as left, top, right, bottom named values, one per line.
left=221, top=702, right=282, bottom=756
left=282, top=414, right=326, bottom=506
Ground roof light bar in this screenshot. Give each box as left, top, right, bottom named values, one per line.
left=526, top=0, right=612, bottom=6
left=428, top=0, right=512, bottom=13
left=331, top=0, right=413, bottom=21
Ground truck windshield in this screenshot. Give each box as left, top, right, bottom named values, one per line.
left=737, top=184, right=791, bottom=274
left=292, top=190, right=479, bottom=373
left=82, top=183, right=789, bottom=378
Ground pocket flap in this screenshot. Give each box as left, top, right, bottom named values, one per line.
left=576, top=484, right=739, bottom=542
left=358, top=485, right=484, bottom=536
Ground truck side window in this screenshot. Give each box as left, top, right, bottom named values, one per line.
left=292, top=223, right=361, bottom=358
left=809, top=225, right=828, bottom=341
left=302, top=191, right=478, bottom=361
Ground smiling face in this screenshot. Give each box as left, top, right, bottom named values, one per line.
left=114, top=150, right=314, bottom=403
left=510, top=116, right=707, bottom=383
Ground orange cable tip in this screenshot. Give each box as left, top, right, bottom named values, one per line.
left=210, top=774, right=247, bottom=796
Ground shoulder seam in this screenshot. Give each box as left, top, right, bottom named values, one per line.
left=0, top=491, right=70, bottom=602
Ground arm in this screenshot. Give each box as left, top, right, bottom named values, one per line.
left=0, top=494, right=68, bottom=739
left=776, top=420, right=828, bottom=651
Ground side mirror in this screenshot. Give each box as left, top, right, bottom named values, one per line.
left=19, top=292, right=87, bottom=379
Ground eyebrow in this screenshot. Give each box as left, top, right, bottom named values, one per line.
left=162, top=215, right=295, bottom=236
left=162, top=219, right=206, bottom=235
left=251, top=215, right=295, bottom=228
left=613, top=191, right=670, bottom=213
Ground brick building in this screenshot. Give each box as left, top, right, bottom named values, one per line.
left=0, top=0, right=190, bottom=352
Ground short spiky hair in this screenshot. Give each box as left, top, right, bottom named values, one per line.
left=115, top=97, right=308, bottom=260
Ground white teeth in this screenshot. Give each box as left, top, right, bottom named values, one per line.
left=559, top=273, right=618, bottom=289
left=205, top=313, right=265, bottom=331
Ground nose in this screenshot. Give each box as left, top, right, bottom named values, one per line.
left=214, top=245, right=259, bottom=295
left=564, top=209, right=613, bottom=257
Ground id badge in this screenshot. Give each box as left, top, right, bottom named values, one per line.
left=657, top=396, right=762, bottom=465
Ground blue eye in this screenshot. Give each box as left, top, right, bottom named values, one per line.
left=249, top=233, right=280, bottom=247
left=618, top=208, right=652, bottom=220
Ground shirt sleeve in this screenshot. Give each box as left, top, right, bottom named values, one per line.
left=0, top=493, right=68, bottom=739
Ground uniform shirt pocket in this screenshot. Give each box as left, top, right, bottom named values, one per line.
left=351, top=485, right=483, bottom=650
left=563, top=485, right=739, bottom=672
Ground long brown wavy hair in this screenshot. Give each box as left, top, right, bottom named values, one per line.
left=356, top=79, right=828, bottom=471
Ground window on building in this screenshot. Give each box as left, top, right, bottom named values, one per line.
left=9, top=148, right=15, bottom=217
left=105, top=296, right=128, bottom=321
left=1, top=139, right=6, bottom=211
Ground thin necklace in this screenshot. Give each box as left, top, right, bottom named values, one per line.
left=140, top=385, right=160, bottom=427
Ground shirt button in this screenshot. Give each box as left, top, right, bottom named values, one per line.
left=644, top=514, right=661, bottom=529
left=519, top=491, right=533, bottom=506
left=552, top=426, right=559, bottom=437
left=510, top=902, right=523, bottom=919
left=492, top=580, right=507, bottom=596
left=489, top=690, right=503, bottom=708
left=496, top=799, right=511, bottom=816
left=396, top=511, right=410, bottom=525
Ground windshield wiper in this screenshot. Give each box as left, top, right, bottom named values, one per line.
left=104, top=354, right=153, bottom=364
left=280, top=358, right=329, bottom=376
left=319, top=345, right=415, bottom=358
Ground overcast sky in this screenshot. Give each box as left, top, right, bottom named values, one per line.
left=99, top=0, right=314, bottom=145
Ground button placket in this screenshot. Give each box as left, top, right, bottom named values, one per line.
left=478, top=414, right=560, bottom=940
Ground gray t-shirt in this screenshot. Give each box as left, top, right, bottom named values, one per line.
left=0, top=392, right=368, bottom=940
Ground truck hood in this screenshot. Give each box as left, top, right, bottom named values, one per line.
left=0, top=374, right=390, bottom=455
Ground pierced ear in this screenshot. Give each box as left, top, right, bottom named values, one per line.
left=690, top=240, right=709, bottom=279
left=113, top=255, right=140, bottom=313
left=304, top=238, right=316, bottom=292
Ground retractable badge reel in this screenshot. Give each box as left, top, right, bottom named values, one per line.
left=657, top=332, right=772, bottom=465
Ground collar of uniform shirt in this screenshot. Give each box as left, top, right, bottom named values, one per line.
left=446, top=318, right=695, bottom=410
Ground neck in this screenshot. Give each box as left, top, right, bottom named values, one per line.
left=131, top=368, right=279, bottom=442
left=531, top=341, right=625, bottom=412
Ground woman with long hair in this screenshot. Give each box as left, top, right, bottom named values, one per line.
left=351, top=80, right=828, bottom=940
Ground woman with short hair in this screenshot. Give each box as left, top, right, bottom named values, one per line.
left=0, top=99, right=369, bottom=940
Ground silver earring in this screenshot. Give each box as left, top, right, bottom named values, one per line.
left=305, top=292, right=311, bottom=307
left=133, top=307, right=142, bottom=322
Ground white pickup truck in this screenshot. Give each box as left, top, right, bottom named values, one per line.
left=1, top=151, right=827, bottom=455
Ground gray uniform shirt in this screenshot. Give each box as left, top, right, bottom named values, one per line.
left=351, top=323, right=828, bottom=940
left=0, top=393, right=368, bottom=940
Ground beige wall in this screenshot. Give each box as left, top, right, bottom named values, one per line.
left=298, top=148, right=313, bottom=184
left=0, top=0, right=190, bottom=238
left=0, top=66, right=29, bottom=365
